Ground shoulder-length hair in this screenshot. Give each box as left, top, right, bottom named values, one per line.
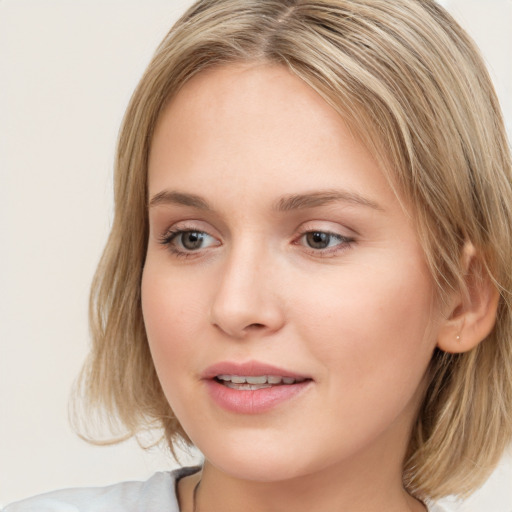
left=75, top=0, right=512, bottom=501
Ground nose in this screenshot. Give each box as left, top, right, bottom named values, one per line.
left=209, top=243, right=285, bottom=339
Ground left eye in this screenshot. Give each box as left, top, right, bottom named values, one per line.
left=300, top=231, right=348, bottom=250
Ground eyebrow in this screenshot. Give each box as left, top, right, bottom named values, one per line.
left=149, top=190, right=211, bottom=210
left=274, top=189, right=384, bottom=212
left=148, top=189, right=383, bottom=212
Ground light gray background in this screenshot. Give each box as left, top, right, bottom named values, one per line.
left=1, top=0, right=511, bottom=509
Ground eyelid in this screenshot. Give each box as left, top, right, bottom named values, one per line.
left=158, top=219, right=219, bottom=240
left=297, top=219, right=359, bottom=237
left=294, top=220, right=357, bottom=239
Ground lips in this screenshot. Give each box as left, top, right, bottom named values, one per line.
left=201, top=361, right=312, bottom=414
left=202, top=361, right=309, bottom=380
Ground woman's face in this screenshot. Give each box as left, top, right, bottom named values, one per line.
left=142, top=63, right=443, bottom=482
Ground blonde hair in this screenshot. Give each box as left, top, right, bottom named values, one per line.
left=75, top=0, right=512, bottom=501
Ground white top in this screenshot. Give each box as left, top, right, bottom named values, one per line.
left=3, top=467, right=451, bottom=511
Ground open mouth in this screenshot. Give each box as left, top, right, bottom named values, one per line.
left=204, top=364, right=313, bottom=413
left=214, top=374, right=308, bottom=390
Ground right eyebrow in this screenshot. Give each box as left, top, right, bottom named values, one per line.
left=148, top=190, right=211, bottom=210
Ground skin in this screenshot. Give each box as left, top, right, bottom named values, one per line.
left=141, top=63, right=446, bottom=512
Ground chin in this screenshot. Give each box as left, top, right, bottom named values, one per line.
left=208, top=454, right=308, bottom=483
left=196, top=431, right=333, bottom=483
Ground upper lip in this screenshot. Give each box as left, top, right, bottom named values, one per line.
left=201, top=360, right=311, bottom=380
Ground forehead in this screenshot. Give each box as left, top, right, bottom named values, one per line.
left=148, top=63, right=396, bottom=209
left=151, top=62, right=358, bottom=165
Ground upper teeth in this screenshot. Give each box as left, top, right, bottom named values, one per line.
left=217, top=375, right=302, bottom=385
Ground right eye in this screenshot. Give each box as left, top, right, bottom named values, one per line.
left=160, top=228, right=220, bottom=257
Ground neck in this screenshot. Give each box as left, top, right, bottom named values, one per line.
left=185, top=456, right=425, bottom=512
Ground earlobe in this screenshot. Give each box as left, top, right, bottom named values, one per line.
left=437, top=243, right=500, bottom=354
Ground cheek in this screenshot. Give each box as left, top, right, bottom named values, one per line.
left=284, top=259, right=436, bottom=450
left=141, top=264, right=207, bottom=396
left=141, top=267, right=214, bottom=433
left=293, top=253, right=436, bottom=389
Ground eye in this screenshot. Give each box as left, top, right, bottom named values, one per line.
left=175, top=231, right=212, bottom=250
left=304, top=231, right=338, bottom=249
left=297, top=230, right=354, bottom=253
left=160, top=228, right=220, bottom=255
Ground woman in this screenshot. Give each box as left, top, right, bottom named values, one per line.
left=5, top=1, right=512, bottom=510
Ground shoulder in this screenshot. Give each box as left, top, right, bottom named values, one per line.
left=2, top=467, right=200, bottom=512
left=429, top=503, right=453, bottom=512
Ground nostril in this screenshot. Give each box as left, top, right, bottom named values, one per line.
left=246, top=323, right=265, bottom=330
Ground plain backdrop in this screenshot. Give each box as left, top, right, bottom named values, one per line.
left=1, top=0, right=511, bottom=509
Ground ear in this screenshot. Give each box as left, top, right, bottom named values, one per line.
left=437, top=243, right=500, bottom=354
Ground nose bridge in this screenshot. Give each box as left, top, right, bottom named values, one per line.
left=210, top=236, right=283, bottom=338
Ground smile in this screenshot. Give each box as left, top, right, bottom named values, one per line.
left=202, top=363, right=312, bottom=414
left=215, top=374, right=306, bottom=389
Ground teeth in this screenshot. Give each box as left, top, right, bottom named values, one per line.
left=216, top=375, right=304, bottom=386
left=224, top=382, right=273, bottom=390
left=246, top=376, right=268, bottom=384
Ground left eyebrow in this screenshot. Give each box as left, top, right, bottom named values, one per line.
left=274, top=189, right=384, bottom=212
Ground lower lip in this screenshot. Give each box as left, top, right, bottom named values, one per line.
left=204, top=379, right=312, bottom=414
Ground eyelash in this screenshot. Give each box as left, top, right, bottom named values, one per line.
left=158, top=227, right=218, bottom=259
left=158, top=227, right=355, bottom=259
